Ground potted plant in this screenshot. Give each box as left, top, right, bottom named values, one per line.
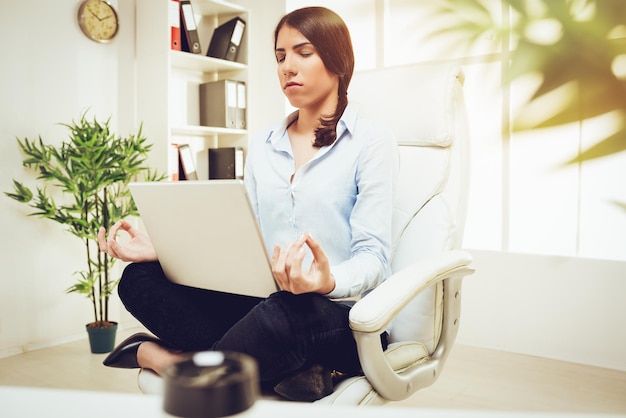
left=5, top=112, right=164, bottom=353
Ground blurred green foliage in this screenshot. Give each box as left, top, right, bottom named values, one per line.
left=428, top=0, right=626, bottom=163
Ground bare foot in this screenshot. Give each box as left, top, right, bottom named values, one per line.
left=137, top=341, right=186, bottom=375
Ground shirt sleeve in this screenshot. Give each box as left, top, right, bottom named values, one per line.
left=326, top=125, right=399, bottom=299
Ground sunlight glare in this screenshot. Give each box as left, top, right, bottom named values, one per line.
left=524, top=18, right=563, bottom=45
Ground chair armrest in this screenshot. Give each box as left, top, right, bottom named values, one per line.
left=349, top=249, right=474, bottom=401
left=349, top=249, right=473, bottom=333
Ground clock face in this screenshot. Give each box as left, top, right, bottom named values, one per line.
left=78, top=0, right=119, bottom=43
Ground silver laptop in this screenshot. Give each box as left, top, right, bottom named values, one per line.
left=128, top=180, right=278, bottom=298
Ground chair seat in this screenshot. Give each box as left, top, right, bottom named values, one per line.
left=316, top=341, right=430, bottom=406
left=384, top=342, right=430, bottom=371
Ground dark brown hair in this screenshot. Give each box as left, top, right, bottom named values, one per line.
left=274, top=7, right=355, bottom=147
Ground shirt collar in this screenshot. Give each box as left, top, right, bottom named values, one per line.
left=265, top=102, right=357, bottom=145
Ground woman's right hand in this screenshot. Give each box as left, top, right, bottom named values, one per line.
left=271, top=232, right=335, bottom=295
left=97, top=219, right=158, bottom=263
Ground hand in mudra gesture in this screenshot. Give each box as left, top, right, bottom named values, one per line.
left=98, top=219, right=158, bottom=263
left=271, top=232, right=335, bottom=295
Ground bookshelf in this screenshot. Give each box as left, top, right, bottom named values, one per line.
left=136, top=0, right=249, bottom=180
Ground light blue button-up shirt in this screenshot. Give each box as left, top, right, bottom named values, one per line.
left=244, top=103, right=399, bottom=299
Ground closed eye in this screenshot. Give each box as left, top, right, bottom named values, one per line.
left=275, top=42, right=315, bottom=63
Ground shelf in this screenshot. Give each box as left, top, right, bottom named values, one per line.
left=137, top=0, right=250, bottom=180
left=191, top=0, right=246, bottom=16
left=172, top=125, right=247, bottom=138
left=170, top=50, right=247, bottom=73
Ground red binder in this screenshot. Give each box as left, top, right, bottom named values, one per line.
left=170, top=0, right=181, bottom=51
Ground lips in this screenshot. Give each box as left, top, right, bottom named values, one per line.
left=284, top=81, right=302, bottom=90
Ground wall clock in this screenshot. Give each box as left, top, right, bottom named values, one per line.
left=77, top=0, right=119, bottom=43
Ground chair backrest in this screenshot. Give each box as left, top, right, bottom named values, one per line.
left=349, top=64, right=469, bottom=351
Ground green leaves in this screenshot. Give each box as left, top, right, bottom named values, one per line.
left=5, top=180, right=33, bottom=203
left=513, top=5, right=625, bottom=114
left=8, top=113, right=158, bottom=236
left=66, top=271, right=97, bottom=297
left=426, top=0, right=626, bottom=163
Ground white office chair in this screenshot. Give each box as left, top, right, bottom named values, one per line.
left=138, top=63, right=473, bottom=406
left=318, top=63, right=473, bottom=405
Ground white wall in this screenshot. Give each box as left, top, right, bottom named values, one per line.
left=0, top=0, right=134, bottom=355
left=0, top=0, right=286, bottom=357
left=458, top=250, right=626, bottom=371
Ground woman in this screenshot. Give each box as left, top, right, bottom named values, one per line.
left=98, top=6, right=398, bottom=401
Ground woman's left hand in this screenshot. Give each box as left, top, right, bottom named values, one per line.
left=271, top=232, right=335, bottom=295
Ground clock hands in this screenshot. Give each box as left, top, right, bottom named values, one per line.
left=87, top=1, right=113, bottom=22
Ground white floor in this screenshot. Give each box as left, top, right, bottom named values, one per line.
left=0, top=327, right=624, bottom=415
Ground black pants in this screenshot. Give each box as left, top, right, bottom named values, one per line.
left=117, top=261, right=387, bottom=386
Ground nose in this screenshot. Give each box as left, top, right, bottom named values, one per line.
left=281, top=54, right=297, bottom=76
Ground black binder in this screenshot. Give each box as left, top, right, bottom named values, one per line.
left=208, top=147, right=243, bottom=180
left=207, top=17, right=246, bottom=61
left=180, top=0, right=201, bottom=54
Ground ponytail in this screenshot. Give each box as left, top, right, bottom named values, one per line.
left=314, top=84, right=348, bottom=147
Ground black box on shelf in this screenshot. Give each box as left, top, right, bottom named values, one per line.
left=208, top=147, right=244, bottom=179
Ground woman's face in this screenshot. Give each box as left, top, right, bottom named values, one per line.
left=275, top=25, right=339, bottom=113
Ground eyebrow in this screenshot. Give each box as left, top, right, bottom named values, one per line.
left=275, top=42, right=313, bottom=53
